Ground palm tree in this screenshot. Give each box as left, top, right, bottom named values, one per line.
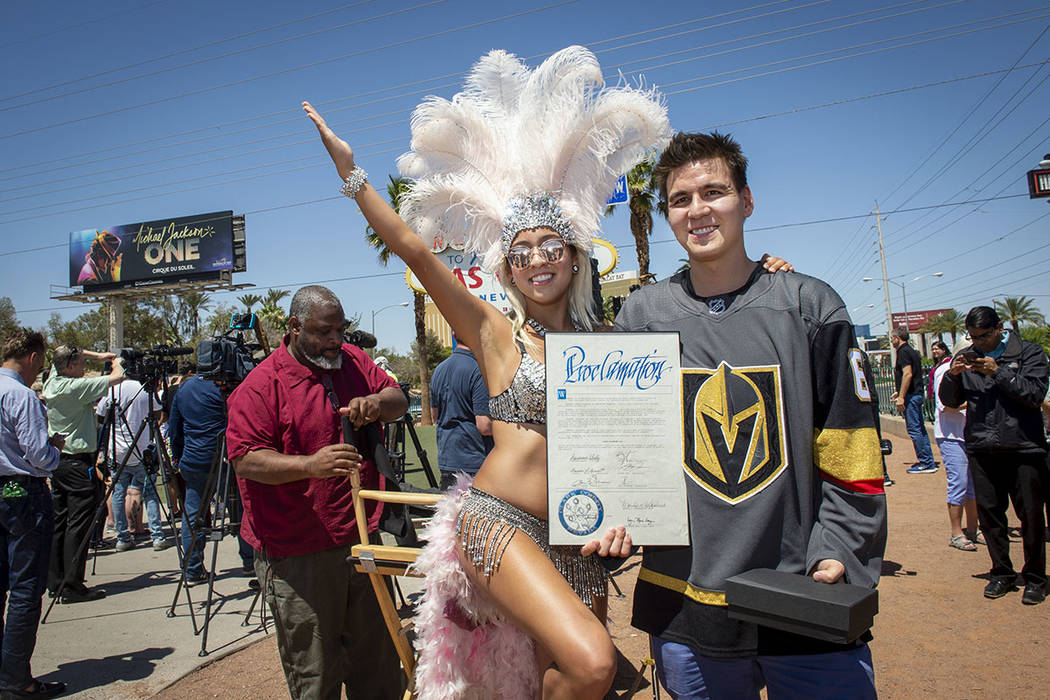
left=366, top=175, right=433, bottom=426
left=180, top=291, right=211, bottom=342
left=237, top=293, right=263, bottom=313
left=920, top=309, right=964, bottom=344
left=606, top=157, right=659, bottom=282
left=994, top=296, right=1046, bottom=332
left=257, top=288, right=291, bottom=334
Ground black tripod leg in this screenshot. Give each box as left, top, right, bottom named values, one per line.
left=404, top=419, right=439, bottom=488
left=42, top=452, right=133, bottom=624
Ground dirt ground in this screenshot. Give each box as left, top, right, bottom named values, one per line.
left=157, top=433, right=1050, bottom=698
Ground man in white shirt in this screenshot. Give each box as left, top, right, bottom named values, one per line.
left=96, top=378, right=170, bottom=551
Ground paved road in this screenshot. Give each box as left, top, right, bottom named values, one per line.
left=34, top=530, right=268, bottom=699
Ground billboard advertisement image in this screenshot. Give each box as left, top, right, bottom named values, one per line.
left=68, top=211, right=235, bottom=291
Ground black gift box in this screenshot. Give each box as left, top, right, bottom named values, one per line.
left=725, top=568, right=878, bottom=644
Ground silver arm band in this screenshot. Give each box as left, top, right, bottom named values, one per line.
left=339, top=166, right=368, bottom=199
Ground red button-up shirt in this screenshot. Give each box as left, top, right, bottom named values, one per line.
left=225, top=338, right=398, bottom=558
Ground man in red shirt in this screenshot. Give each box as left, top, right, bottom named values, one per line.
left=226, top=285, right=407, bottom=700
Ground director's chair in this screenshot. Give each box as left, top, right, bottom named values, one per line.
left=349, top=468, right=441, bottom=700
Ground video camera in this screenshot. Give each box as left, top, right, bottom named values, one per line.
left=110, top=345, right=193, bottom=384
left=196, top=313, right=260, bottom=390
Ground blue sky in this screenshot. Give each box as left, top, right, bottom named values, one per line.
left=2, top=0, right=1048, bottom=352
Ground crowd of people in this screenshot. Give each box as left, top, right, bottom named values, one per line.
left=0, top=44, right=1045, bottom=700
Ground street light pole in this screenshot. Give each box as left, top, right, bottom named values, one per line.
left=863, top=272, right=944, bottom=356
left=369, top=301, right=410, bottom=357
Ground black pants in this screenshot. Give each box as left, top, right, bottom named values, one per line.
left=48, top=454, right=102, bottom=594
left=969, top=451, right=1048, bottom=586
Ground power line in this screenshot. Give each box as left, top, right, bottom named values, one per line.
left=0, top=0, right=174, bottom=51
left=0, top=0, right=579, bottom=141
left=662, top=8, right=1050, bottom=94
left=879, top=22, right=1050, bottom=208
left=0, top=1, right=382, bottom=103
left=8, top=28, right=1045, bottom=209
left=0, top=0, right=446, bottom=113
left=0, top=190, right=1032, bottom=259
left=13, top=54, right=1042, bottom=205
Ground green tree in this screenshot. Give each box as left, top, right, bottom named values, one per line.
left=0, top=297, right=19, bottom=339
left=180, top=291, right=212, bottom=341
left=1020, top=325, right=1050, bottom=358
left=920, top=309, right=964, bottom=344
left=237, top=293, right=263, bottom=312
left=411, top=332, right=452, bottom=374
left=365, top=175, right=435, bottom=424
left=605, top=157, right=659, bottom=282
left=255, top=288, right=291, bottom=348
left=202, top=303, right=237, bottom=337
left=994, top=296, right=1046, bottom=332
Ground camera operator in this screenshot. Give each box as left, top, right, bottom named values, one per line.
left=96, top=376, right=170, bottom=552
left=42, top=345, right=124, bottom=603
left=0, top=329, right=67, bottom=698
left=169, top=370, right=253, bottom=585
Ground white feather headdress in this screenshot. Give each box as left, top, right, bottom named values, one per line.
left=397, top=46, right=671, bottom=273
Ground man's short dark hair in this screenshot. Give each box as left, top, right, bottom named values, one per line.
left=965, top=306, right=1000, bottom=329
left=653, top=131, right=749, bottom=203
left=178, top=362, right=196, bottom=376
left=2, top=328, right=46, bottom=362
left=891, top=326, right=909, bottom=342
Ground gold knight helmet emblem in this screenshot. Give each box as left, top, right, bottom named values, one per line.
left=683, top=362, right=787, bottom=504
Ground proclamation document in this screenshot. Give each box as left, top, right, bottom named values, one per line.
left=545, top=332, right=688, bottom=546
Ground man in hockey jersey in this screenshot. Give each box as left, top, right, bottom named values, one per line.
left=615, top=132, right=887, bottom=698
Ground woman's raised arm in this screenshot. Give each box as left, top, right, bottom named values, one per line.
left=303, top=101, right=503, bottom=352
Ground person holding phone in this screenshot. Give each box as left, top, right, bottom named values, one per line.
left=939, top=306, right=1049, bottom=605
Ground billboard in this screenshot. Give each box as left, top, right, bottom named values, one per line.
left=891, top=308, right=953, bottom=332
left=69, top=211, right=238, bottom=291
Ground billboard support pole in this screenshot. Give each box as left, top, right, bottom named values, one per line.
left=108, top=299, right=124, bottom=350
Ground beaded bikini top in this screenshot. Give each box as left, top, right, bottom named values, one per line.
left=488, top=342, right=545, bottom=425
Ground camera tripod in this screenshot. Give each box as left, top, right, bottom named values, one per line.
left=166, top=426, right=267, bottom=656
left=43, top=380, right=183, bottom=622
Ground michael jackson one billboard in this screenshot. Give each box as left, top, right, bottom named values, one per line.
left=68, top=211, right=235, bottom=291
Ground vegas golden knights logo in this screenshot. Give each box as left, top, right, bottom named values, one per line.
left=682, top=362, right=788, bottom=504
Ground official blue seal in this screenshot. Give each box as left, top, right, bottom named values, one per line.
left=558, top=489, right=604, bottom=536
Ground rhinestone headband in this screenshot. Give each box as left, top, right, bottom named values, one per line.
left=500, top=192, right=576, bottom=253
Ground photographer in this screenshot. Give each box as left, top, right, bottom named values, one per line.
left=42, top=345, right=124, bottom=603
left=169, top=371, right=253, bottom=585
left=96, top=377, right=170, bottom=552
left=940, top=306, right=1049, bottom=605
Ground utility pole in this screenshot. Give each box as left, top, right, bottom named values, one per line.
left=108, top=299, right=124, bottom=350
left=874, top=201, right=895, bottom=367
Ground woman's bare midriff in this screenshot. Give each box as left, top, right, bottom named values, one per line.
left=470, top=420, right=550, bottom=519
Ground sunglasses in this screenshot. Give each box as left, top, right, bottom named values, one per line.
left=506, top=239, right=567, bottom=269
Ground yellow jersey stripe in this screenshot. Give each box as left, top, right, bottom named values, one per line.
left=638, top=567, right=727, bottom=606
left=813, top=427, right=883, bottom=482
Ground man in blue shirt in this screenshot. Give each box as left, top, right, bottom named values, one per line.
left=429, top=340, right=493, bottom=491
left=169, top=374, right=252, bottom=584
left=0, top=329, right=66, bottom=699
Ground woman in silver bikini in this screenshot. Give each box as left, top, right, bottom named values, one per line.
left=305, top=48, right=661, bottom=700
